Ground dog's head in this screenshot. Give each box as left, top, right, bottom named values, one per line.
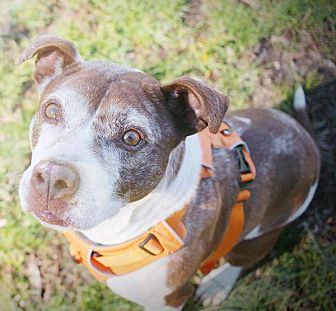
left=18, top=36, right=229, bottom=230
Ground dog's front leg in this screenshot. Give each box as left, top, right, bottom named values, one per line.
left=163, top=282, right=194, bottom=311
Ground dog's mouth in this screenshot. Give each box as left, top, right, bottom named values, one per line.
left=34, top=210, right=69, bottom=226
left=26, top=188, right=72, bottom=227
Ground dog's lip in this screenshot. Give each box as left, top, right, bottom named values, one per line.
left=34, top=210, right=68, bottom=226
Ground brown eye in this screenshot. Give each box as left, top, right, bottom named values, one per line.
left=45, top=102, right=60, bottom=120
left=122, top=130, right=142, bottom=146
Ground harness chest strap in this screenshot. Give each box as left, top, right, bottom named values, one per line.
left=63, top=122, right=256, bottom=282
left=63, top=213, right=187, bottom=283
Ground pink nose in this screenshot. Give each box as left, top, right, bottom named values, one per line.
left=31, top=160, right=79, bottom=200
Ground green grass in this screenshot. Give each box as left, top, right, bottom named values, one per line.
left=220, top=230, right=336, bottom=310
left=185, top=228, right=336, bottom=310
left=0, top=0, right=335, bottom=310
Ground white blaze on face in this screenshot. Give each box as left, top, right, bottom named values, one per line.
left=19, top=88, right=123, bottom=230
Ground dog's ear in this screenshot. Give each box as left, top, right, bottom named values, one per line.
left=19, top=35, right=82, bottom=90
left=161, top=77, right=229, bottom=135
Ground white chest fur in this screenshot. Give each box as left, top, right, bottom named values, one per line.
left=106, top=256, right=173, bottom=310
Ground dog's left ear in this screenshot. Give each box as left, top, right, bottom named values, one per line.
left=19, top=35, right=82, bottom=91
left=162, top=76, right=229, bottom=135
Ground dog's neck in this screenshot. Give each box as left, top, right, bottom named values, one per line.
left=81, top=134, right=202, bottom=245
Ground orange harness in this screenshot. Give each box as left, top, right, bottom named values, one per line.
left=63, top=122, right=256, bottom=282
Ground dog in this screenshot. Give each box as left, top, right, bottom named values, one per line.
left=18, top=36, right=320, bottom=310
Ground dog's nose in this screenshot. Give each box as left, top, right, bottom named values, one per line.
left=31, top=160, right=79, bottom=200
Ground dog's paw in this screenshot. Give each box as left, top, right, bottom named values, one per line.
left=196, top=282, right=232, bottom=307
left=195, top=263, right=242, bottom=307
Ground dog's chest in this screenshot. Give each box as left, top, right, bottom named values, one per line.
left=106, top=255, right=172, bottom=308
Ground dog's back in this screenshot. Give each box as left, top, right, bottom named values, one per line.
left=227, top=108, right=319, bottom=238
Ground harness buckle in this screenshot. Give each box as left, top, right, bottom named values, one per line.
left=233, top=144, right=251, bottom=176
left=138, top=233, right=164, bottom=256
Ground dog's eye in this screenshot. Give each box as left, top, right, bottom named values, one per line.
left=44, top=102, right=60, bottom=120
left=122, top=130, right=142, bottom=146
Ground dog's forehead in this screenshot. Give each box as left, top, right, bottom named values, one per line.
left=41, top=61, right=163, bottom=116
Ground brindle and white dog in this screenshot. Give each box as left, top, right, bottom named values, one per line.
left=18, top=36, right=320, bottom=310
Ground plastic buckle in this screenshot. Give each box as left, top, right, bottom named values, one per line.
left=233, top=144, right=251, bottom=175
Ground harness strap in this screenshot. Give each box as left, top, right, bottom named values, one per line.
left=198, top=123, right=256, bottom=275
left=63, top=207, right=187, bottom=282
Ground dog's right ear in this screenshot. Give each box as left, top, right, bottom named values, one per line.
left=19, top=35, right=82, bottom=91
